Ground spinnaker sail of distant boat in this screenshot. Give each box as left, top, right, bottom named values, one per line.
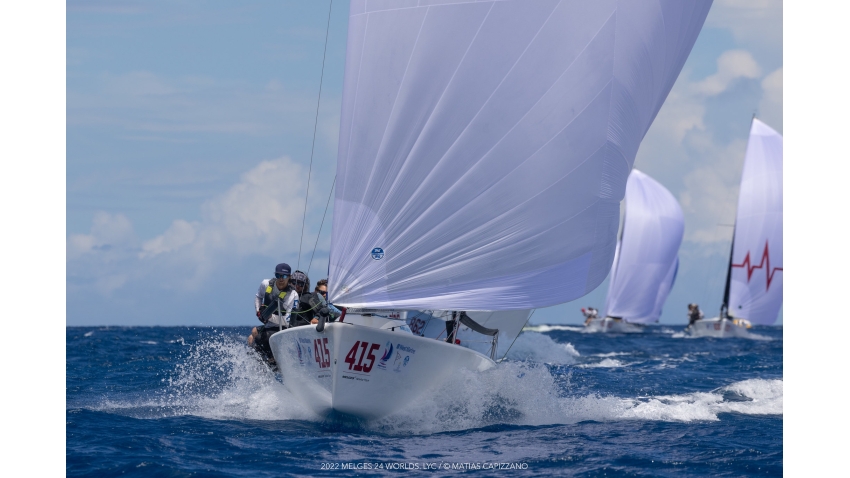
left=603, top=169, right=684, bottom=324
left=723, top=119, right=783, bottom=325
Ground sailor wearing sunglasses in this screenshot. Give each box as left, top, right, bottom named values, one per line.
left=248, top=263, right=299, bottom=364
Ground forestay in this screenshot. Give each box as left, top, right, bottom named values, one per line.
left=727, top=119, right=783, bottom=325
left=329, top=0, right=712, bottom=310
left=603, top=170, right=684, bottom=324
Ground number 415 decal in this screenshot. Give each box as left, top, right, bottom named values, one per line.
left=344, top=341, right=380, bottom=373
left=313, top=338, right=330, bottom=368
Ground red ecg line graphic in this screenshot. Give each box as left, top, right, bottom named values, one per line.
left=732, top=241, right=783, bottom=291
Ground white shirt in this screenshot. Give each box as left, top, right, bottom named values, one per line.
left=255, top=279, right=299, bottom=327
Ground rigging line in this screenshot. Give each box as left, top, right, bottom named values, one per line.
left=498, top=309, right=536, bottom=363
left=306, top=174, right=336, bottom=277
left=297, top=0, right=333, bottom=272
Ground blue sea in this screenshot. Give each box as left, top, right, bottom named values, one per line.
left=66, top=325, right=782, bottom=476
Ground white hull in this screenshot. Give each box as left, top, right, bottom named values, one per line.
left=268, top=321, right=494, bottom=420
left=686, top=317, right=750, bottom=338
left=584, top=317, right=645, bottom=333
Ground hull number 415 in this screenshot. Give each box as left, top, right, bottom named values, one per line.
left=344, top=341, right=380, bottom=373
left=314, top=338, right=331, bottom=368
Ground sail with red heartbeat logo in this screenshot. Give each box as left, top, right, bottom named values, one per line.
left=723, top=119, right=783, bottom=325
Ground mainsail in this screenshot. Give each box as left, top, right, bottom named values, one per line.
left=329, top=0, right=712, bottom=310
left=725, top=119, right=783, bottom=325
left=603, top=169, right=684, bottom=324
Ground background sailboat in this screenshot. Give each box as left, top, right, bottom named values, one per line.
left=586, top=169, right=684, bottom=333
left=689, top=118, right=783, bottom=337
left=271, top=0, right=713, bottom=419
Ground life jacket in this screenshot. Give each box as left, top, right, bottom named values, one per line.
left=290, top=291, right=315, bottom=327
left=263, top=280, right=293, bottom=309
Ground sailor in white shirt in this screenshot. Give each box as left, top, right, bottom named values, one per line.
left=248, top=263, right=299, bottom=362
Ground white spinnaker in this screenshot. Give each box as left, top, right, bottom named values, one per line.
left=602, top=240, right=621, bottom=317
left=603, top=170, right=684, bottom=324
left=728, top=119, right=783, bottom=325
left=329, top=0, right=712, bottom=310
left=651, top=256, right=678, bottom=322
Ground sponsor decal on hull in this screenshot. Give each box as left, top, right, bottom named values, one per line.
left=393, top=343, right=415, bottom=373
left=295, top=337, right=312, bottom=367
left=377, top=341, right=393, bottom=370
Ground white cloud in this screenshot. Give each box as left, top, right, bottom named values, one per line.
left=67, top=212, right=138, bottom=296
left=140, top=219, right=197, bottom=258
left=197, top=157, right=307, bottom=254
left=70, top=157, right=320, bottom=291
left=67, top=157, right=330, bottom=306
left=679, top=138, right=749, bottom=244
left=67, top=211, right=135, bottom=259
left=636, top=47, right=781, bottom=248
left=640, top=49, right=762, bottom=153
left=694, top=50, right=761, bottom=96
left=136, top=157, right=311, bottom=284
left=758, top=67, right=783, bottom=131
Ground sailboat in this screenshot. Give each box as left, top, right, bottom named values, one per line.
left=585, top=169, right=684, bottom=333
left=269, top=0, right=712, bottom=420
left=688, top=118, right=783, bottom=337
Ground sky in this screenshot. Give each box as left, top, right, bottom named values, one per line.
left=66, top=0, right=783, bottom=326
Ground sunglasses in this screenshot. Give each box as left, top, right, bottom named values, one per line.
left=275, top=274, right=289, bottom=279
left=317, top=290, right=327, bottom=296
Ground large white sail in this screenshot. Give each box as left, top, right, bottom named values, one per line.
left=651, top=257, right=679, bottom=321
left=604, top=169, right=684, bottom=324
left=329, top=0, right=712, bottom=310
left=727, top=119, right=783, bottom=325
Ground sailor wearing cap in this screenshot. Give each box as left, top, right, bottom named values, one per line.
left=247, top=263, right=299, bottom=363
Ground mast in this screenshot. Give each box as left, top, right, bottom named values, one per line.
left=720, top=224, right=735, bottom=319
left=722, top=114, right=757, bottom=319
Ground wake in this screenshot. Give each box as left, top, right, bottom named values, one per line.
left=89, top=331, right=782, bottom=436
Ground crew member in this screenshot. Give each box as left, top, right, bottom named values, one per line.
left=311, top=279, right=340, bottom=323
left=581, top=307, right=599, bottom=326
left=288, top=270, right=314, bottom=327
left=248, top=263, right=298, bottom=362
left=687, top=303, right=704, bottom=326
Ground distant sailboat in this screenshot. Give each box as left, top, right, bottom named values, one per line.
left=585, top=169, right=684, bottom=333
left=268, top=0, right=712, bottom=420
left=688, top=118, right=783, bottom=337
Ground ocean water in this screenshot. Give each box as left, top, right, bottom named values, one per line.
left=66, top=325, right=782, bottom=476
